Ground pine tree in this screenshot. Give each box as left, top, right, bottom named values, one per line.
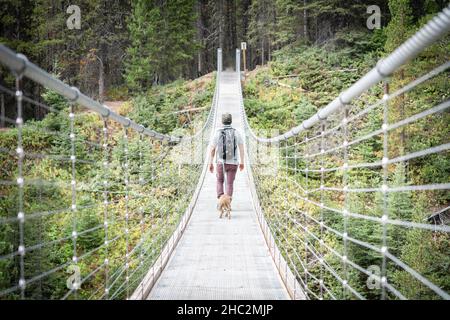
left=274, top=0, right=305, bottom=47
left=125, top=0, right=198, bottom=90
left=383, top=0, right=450, bottom=299
left=384, top=0, right=413, bottom=53
left=384, top=0, right=413, bottom=157
left=0, top=0, right=36, bottom=55
left=30, top=0, right=131, bottom=99
left=125, top=0, right=154, bottom=90
left=247, top=0, right=277, bottom=66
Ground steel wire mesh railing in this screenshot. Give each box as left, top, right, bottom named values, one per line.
left=0, top=45, right=221, bottom=299
left=240, top=7, right=450, bottom=300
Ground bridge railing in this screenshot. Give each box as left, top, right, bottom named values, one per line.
left=0, top=46, right=221, bottom=299
left=239, top=7, right=450, bottom=300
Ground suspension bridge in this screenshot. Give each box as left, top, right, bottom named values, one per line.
left=0, top=7, right=449, bottom=300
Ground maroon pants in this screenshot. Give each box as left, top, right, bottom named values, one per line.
left=216, top=163, right=238, bottom=198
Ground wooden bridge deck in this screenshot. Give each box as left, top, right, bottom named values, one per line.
left=147, top=71, right=290, bottom=300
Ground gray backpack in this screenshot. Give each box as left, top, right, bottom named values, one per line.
left=217, top=128, right=236, bottom=161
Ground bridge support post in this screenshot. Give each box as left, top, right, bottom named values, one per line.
left=217, top=48, right=222, bottom=74
left=236, top=49, right=241, bottom=76
left=201, top=130, right=204, bottom=163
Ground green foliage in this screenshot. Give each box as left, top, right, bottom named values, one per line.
left=244, top=5, right=449, bottom=299
left=125, top=0, right=199, bottom=90
left=1, top=0, right=448, bottom=301
left=41, top=89, right=69, bottom=113
left=243, top=33, right=378, bottom=134
left=248, top=0, right=277, bottom=48
left=391, top=203, right=450, bottom=299
left=0, top=69, right=214, bottom=299
left=385, top=0, right=414, bottom=53
left=273, top=0, right=305, bottom=46
left=129, top=75, right=214, bottom=135
left=107, top=86, right=130, bottom=101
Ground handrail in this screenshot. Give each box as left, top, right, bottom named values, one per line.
left=243, top=5, right=450, bottom=143
left=0, top=44, right=213, bottom=143
left=238, top=6, right=450, bottom=300
left=130, top=50, right=222, bottom=300
left=0, top=44, right=224, bottom=300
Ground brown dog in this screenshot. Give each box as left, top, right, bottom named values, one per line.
left=218, top=194, right=232, bottom=219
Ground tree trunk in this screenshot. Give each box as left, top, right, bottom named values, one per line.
left=198, top=51, right=202, bottom=75
left=315, top=12, right=318, bottom=43
left=304, top=0, right=308, bottom=40
left=261, top=37, right=265, bottom=65
left=1, top=94, right=4, bottom=128
left=34, top=84, right=41, bottom=120
left=219, top=0, right=224, bottom=50
left=240, top=0, right=251, bottom=68
left=230, top=0, right=237, bottom=51
left=400, top=69, right=406, bottom=154
left=98, top=58, right=105, bottom=103
left=196, top=1, right=203, bottom=76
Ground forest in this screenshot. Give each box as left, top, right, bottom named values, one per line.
left=0, top=0, right=449, bottom=300
left=1, top=0, right=448, bottom=122
left=0, top=0, right=428, bottom=122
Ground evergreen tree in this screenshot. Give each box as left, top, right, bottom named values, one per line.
left=274, top=0, right=306, bottom=47
left=125, top=0, right=198, bottom=90
left=0, top=0, right=36, bottom=55
left=30, top=0, right=130, bottom=98
left=125, top=0, right=154, bottom=90
left=247, top=0, right=277, bottom=65
left=384, top=0, right=413, bottom=53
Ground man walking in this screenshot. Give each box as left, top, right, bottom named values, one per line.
left=209, top=113, right=245, bottom=203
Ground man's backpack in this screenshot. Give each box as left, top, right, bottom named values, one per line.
left=217, top=128, right=236, bottom=161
